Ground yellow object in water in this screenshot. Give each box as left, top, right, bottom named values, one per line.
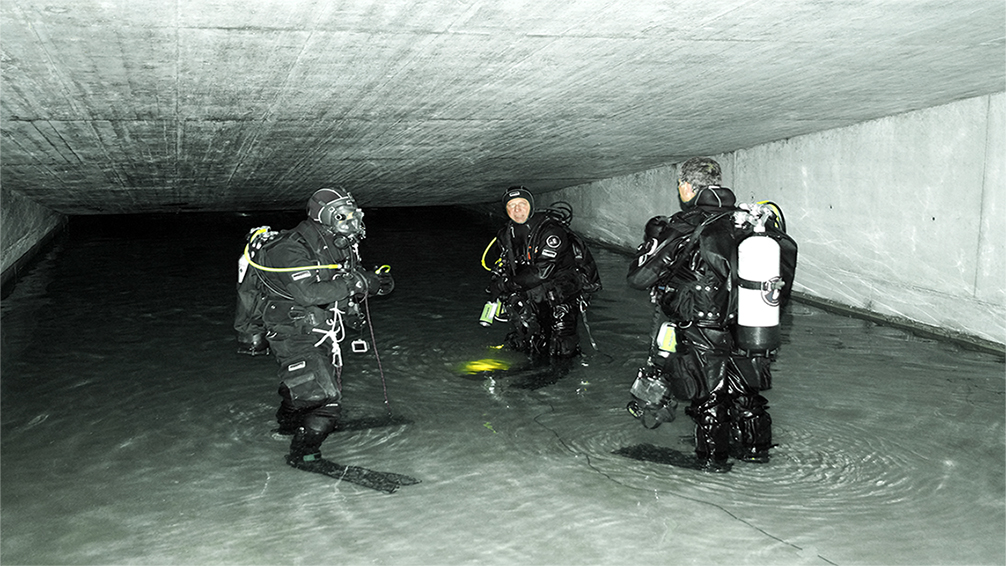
left=460, top=358, right=511, bottom=374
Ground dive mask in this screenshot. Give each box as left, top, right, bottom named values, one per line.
left=308, top=188, right=366, bottom=240
left=321, top=202, right=365, bottom=239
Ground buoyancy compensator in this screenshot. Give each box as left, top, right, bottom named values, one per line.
left=234, top=226, right=279, bottom=355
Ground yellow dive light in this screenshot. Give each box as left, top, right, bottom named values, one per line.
left=458, top=358, right=511, bottom=374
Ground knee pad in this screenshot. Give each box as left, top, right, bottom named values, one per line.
left=278, top=355, right=341, bottom=409
left=312, top=402, right=342, bottom=425
left=275, top=401, right=303, bottom=434
left=302, top=409, right=339, bottom=436
left=551, top=303, right=572, bottom=325
left=551, top=303, right=578, bottom=333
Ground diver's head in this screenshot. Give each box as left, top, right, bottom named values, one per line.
left=502, top=186, right=534, bottom=224
left=307, top=187, right=365, bottom=241
left=677, top=157, right=722, bottom=210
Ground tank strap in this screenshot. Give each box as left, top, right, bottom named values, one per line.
left=738, top=277, right=786, bottom=291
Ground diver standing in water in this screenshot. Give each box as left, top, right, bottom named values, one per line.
left=234, top=188, right=394, bottom=472
left=625, top=157, right=797, bottom=471
left=487, top=186, right=599, bottom=366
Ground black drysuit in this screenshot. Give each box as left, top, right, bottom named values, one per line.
left=627, top=186, right=797, bottom=464
left=247, top=219, right=380, bottom=437
left=492, top=213, right=584, bottom=360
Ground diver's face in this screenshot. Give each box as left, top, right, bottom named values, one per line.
left=506, top=198, right=531, bottom=224
left=678, top=181, right=696, bottom=203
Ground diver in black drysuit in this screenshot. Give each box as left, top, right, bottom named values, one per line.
left=490, top=187, right=584, bottom=363
left=627, top=158, right=796, bottom=470
left=235, top=188, right=393, bottom=469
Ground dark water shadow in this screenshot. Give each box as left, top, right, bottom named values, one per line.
left=613, top=442, right=732, bottom=472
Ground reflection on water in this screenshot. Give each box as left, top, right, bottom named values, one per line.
left=2, top=208, right=1003, bottom=566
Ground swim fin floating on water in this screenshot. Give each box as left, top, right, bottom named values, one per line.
left=287, top=456, right=421, bottom=494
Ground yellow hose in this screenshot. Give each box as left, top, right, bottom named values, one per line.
left=481, top=237, right=500, bottom=271
left=243, top=228, right=344, bottom=272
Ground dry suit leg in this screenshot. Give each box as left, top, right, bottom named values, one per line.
left=690, top=391, right=731, bottom=464
left=548, top=301, right=580, bottom=358
left=503, top=297, right=540, bottom=354
left=276, top=400, right=343, bottom=435
left=733, top=393, right=772, bottom=460
left=287, top=428, right=326, bottom=463
left=268, top=332, right=342, bottom=441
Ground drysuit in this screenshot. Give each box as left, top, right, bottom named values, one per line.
left=238, top=202, right=392, bottom=466
left=492, top=212, right=584, bottom=361
left=627, top=185, right=797, bottom=467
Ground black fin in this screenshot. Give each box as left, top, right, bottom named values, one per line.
left=288, top=457, right=421, bottom=493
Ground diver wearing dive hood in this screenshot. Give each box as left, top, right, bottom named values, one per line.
left=626, top=157, right=797, bottom=471
left=234, top=187, right=394, bottom=471
left=490, top=186, right=584, bottom=361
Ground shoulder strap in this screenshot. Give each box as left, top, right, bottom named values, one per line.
left=658, top=210, right=735, bottom=281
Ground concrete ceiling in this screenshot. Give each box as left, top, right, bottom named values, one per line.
left=1, top=0, right=1003, bottom=215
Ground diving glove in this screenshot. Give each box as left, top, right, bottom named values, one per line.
left=371, top=265, right=394, bottom=296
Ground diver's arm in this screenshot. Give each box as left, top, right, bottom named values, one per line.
left=627, top=216, right=676, bottom=290
left=264, top=239, right=367, bottom=306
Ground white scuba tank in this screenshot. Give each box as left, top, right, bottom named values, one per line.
left=736, top=224, right=782, bottom=353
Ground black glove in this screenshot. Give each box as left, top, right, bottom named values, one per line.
left=489, top=275, right=515, bottom=300
left=371, top=265, right=395, bottom=296
left=341, top=271, right=372, bottom=297
left=512, top=266, right=540, bottom=289
left=348, top=266, right=394, bottom=298
left=645, top=216, right=669, bottom=240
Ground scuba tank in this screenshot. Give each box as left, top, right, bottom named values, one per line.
left=234, top=226, right=278, bottom=356
left=735, top=205, right=784, bottom=354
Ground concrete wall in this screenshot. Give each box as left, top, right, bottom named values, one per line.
left=1, top=187, right=65, bottom=291
left=540, top=93, right=1005, bottom=348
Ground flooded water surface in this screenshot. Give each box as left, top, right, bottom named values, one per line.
left=2, top=208, right=1003, bottom=565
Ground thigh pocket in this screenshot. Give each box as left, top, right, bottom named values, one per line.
left=664, top=352, right=704, bottom=401
left=279, top=357, right=339, bottom=405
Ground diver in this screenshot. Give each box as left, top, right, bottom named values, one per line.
left=625, top=157, right=797, bottom=471
left=233, top=187, right=394, bottom=472
left=486, top=186, right=598, bottom=366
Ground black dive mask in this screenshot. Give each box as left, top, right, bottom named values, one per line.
left=321, top=203, right=366, bottom=243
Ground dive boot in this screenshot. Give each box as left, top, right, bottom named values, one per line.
left=286, top=427, right=327, bottom=469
